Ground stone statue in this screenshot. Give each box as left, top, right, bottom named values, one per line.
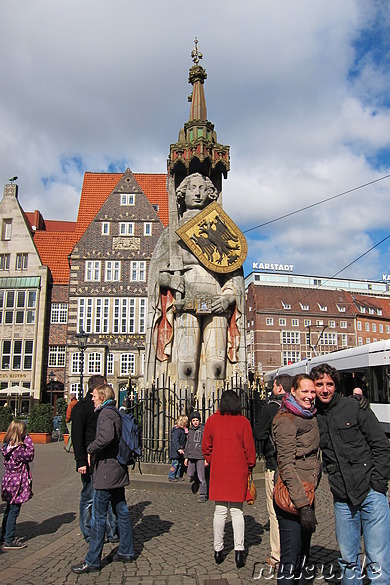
left=146, top=173, right=246, bottom=393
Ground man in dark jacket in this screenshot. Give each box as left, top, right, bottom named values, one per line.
left=71, top=384, right=134, bottom=573
left=253, top=374, right=292, bottom=569
left=71, top=374, right=117, bottom=543
left=312, top=363, right=390, bottom=584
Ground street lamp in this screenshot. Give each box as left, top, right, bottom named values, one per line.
left=48, top=371, right=56, bottom=405
left=76, top=330, right=89, bottom=398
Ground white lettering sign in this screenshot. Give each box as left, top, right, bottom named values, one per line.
left=253, top=262, right=294, bottom=272
left=382, top=274, right=390, bottom=281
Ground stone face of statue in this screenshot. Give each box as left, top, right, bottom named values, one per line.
left=183, top=174, right=211, bottom=210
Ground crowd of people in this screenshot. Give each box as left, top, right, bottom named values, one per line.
left=1, top=364, right=390, bottom=582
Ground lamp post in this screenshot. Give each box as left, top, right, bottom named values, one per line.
left=76, top=330, right=89, bottom=398
left=48, top=370, right=56, bottom=405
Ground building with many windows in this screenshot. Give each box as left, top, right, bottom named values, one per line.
left=0, top=183, right=50, bottom=411
left=245, top=271, right=390, bottom=377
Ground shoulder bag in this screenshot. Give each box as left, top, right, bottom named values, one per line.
left=273, top=449, right=319, bottom=516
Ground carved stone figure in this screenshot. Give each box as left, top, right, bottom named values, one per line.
left=146, top=173, right=246, bottom=393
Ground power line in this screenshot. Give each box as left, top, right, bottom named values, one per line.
left=243, top=173, right=390, bottom=235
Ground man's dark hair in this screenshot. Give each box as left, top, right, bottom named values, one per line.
left=219, top=390, right=242, bottom=415
left=88, top=374, right=106, bottom=394
left=310, top=363, right=340, bottom=389
left=274, top=374, right=293, bottom=393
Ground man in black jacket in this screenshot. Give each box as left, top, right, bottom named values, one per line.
left=312, top=363, right=390, bottom=584
left=71, top=374, right=117, bottom=543
left=253, top=374, right=292, bottom=569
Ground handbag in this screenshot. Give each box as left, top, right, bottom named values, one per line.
left=273, top=475, right=314, bottom=516
left=247, top=473, right=257, bottom=505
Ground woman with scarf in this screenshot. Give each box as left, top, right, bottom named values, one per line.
left=71, top=384, right=134, bottom=574
left=272, top=374, right=321, bottom=583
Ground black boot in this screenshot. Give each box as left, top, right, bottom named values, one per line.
left=235, top=550, right=245, bottom=568
left=214, top=550, right=224, bottom=564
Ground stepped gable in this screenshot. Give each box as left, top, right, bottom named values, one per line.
left=75, top=170, right=168, bottom=242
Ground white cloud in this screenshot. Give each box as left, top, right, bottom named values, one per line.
left=1, top=0, right=390, bottom=279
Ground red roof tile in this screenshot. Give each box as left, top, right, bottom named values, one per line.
left=75, top=171, right=168, bottom=240
left=33, top=230, right=77, bottom=284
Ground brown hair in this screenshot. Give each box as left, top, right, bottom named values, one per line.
left=4, top=420, right=27, bottom=446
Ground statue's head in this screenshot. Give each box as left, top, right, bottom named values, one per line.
left=176, top=173, right=218, bottom=213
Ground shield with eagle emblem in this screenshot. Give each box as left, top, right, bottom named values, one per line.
left=176, top=202, right=247, bottom=273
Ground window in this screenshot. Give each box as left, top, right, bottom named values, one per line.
left=337, top=305, right=346, bottom=312
left=357, top=321, right=362, bottom=331
left=120, top=353, right=135, bottom=375
left=365, top=323, right=369, bottom=332
left=113, top=298, right=135, bottom=334
left=1, top=340, right=11, bottom=369
left=279, top=318, right=286, bottom=326
left=304, top=319, right=311, bottom=327
left=318, top=303, right=328, bottom=311
left=48, top=346, right=66, bottom=367
left=366, top=338, right=371, bottom=344
left=321, top=332, right=337, bottom=346
left=377, top=309, right=383, bottom=316
left=51, top=303, right=68, bottom=324
left=341, top=334, right=348, bottom=347
left=0, top=288, right=36, bottom=325
left=88, top=352, right=102, bottom=375
left=71, top=352, right=83, bottom=375
left=131, top=261, right=146, bottom=281
left=340, top=321, right=347, bottom=329
left=152, top=204, right=159, bottom=212
left=70, top=383, right=80, bottom=396
left=107, top=353, right=114, bottom=376
left=282, top=302, right=291, bottom=310
left=119, top=222, right=134, bottom=236
left=387, top=325, right=390, bottom=334
left=282, top=351, right=300, bottom=365
left=369, top=308, right=375, bottom=315
left=360, top=306, right=366, bottom=313
left=144, top=222, right=152, bottom=236
left=300, top=303, right=309, bottom=311
left=282, top=331, right=300, bottom=344
left=0, top=254, right=10, bottom=270
left=358, top=337, right=363, bottom=346
left=372, top=323, right=377, bottom=333
left=266, top=317, right=274, bottom=326
left=139, top=299, right=147, bottom=334
left=328, top=320, right=336, bottom=328
left=379, top=324, right=384, bottom=333
left=85, top=261, right=101, bottom=281
left=105, top=261, right=121, bottom=282
left=313, top=279, right=321, bottom=286
left=95, top=298, right=110, bottom=334
left=291, top=319, right=299, bottom=327
left=15, top=253, right=28, bottom=270
left=12, top=341, right=22, bottom=369
left=373, top=338, right=378, bottom=342
left=120, top=194, right=135, bottom=205
left=2, top=219, right=12, bottom=241
left=101, top=222, right=110, bottom=235
left=316, top=320, right=324, bottom=326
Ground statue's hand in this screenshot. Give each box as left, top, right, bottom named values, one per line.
left=211, top=294, right=234, bottom=314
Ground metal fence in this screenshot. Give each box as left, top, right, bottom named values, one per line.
left=127, top=376, right=266, bottom=464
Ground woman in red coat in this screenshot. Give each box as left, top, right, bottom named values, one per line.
left=202, top=390, right=256, bottom=568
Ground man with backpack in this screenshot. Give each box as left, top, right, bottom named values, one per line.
left=71, top=384, right=135, bottom=574
left=253, top=374, right=292, bottom=570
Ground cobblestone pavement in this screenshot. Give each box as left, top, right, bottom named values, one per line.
left=0, top=442, right=344, bottom=585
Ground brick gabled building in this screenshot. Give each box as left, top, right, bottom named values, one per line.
left=66, top=169, right=167, bottom=396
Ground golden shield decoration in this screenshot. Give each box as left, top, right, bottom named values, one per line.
left=176, top=202, right=247, bottom=273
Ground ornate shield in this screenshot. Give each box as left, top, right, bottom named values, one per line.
left=176, top=202, right=247, bottom=273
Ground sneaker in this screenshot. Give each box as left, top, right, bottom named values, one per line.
left=3, top=538, right=27, bottom=550
left=112, top=552, right=134, bottom=563
left=198, top=495, right=207, bottom=503
left=169, top=478, right=178, bottom=482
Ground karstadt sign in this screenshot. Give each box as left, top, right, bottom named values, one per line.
left=253, top=262, right=294, bottom=272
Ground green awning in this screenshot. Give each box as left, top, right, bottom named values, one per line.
left=0, top=276, right=40, bottom=289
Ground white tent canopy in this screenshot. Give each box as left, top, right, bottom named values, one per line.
left=0, top=385, right=33, bottom=396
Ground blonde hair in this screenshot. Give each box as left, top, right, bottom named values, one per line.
left=4, top=420, right=27, bottom=446
left=94, top=384, right=115, bottom=402
left=176, top=414, right=188, bottom=428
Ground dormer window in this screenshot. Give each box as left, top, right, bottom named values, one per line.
left=369, top=308, right=375, bottom=315
left=360, top=306, right=366, bottom=313
left=377, top=309, right=382, bottom=316
left=300, top=303, right=309, bottom=311
left=282, top=302, right=291, bottom=310
left=152, top=204, right=159, bottom=212
left=336, top=305, right=346, bottom=312
left=317, top=303, right=327, bottom=312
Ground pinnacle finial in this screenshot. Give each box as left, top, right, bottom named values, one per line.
left=191, top=37, right=203, bottom=65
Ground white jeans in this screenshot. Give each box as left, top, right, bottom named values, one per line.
left=213, top=502, right=244, bottom=552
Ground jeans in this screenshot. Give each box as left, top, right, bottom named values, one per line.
left=213, top=502, right=244, bottom=551
left=169, top=457, right=183, bottom=480
left=334, top=489, right=390, bottom=585
left=187, top=459, right=207, bottom=496
left=79, top=473, right=118, bottom=542
left=275, top=501, right=312, bottom=583
left=1, top=503, right=22, bottom=543
left=85, top=487, right=134, bottom=568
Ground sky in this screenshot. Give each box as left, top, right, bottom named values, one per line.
left=1, top=0, right=390, bottom=280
